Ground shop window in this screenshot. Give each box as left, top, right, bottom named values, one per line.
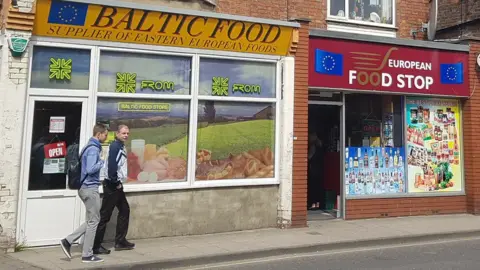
left=198, top=58, right=276, bottom=98
left=95, top=54, right=278, bottom=186
left=344, top=94, right=405, bottom=196
left=98, top=51, right=192, bottom=95
left=195, top=101, right=275, bottom=180
left=30, top=46, right=91, bottom=90
left=329, top=0, right=394, bottom=26
left=96, top=98, right=189, bottom=183
left=405, top=98, right=463, bottom=193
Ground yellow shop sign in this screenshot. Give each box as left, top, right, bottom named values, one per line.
left=33, top=0, right=296, bottom=56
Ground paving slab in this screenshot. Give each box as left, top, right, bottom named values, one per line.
left=5, top=214, right=480, bottom=270
left=0, top=253, right=42, bottom=270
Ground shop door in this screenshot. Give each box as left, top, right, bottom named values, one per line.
left=19, top=97, right=88, bottom=246
left=307, top=100, right=344, bottom=220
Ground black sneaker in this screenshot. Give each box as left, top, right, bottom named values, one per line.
left=93, top=245, right=111, bottom=255
left=123, top=240, right=135, bottom=248
left=115, top=240, right=135, bottom=251
left=59, top=239, right=71, bottom=259
left=82, top=255, right=104, bottom=263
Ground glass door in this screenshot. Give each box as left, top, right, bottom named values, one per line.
left=19, top=97, right=88, bottom=246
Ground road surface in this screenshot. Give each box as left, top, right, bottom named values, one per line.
left=182, top=237, right=480, bottom=270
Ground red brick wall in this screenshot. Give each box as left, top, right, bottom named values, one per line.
left=437, top=0, right=480, bottom=31
left=216, top=0, right=287, bottom=20
left=463, top=41, right=480, bottom=214
left=396, top=0, right=429, bottom=39
left=286, top=0, right=326, bottom=29
left=291, top=21, right=310, bottom=228
left=346, top=196, right=466, bottom=219
left=216, top=0, right=325, bottom=27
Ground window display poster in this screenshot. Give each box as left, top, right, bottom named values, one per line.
left=43, top=158, right=66, bottom=174
left=406, top=97, right=462, bottom=193
left=49, top=116, right=65, bottom=133
left=193, top=101, right=275, bottom=181
left=96, top=98, right=190, bottom=183
left=345, top=147, right=406, bottom=196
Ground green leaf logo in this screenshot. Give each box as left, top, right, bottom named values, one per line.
left=116, top=72, right=137, bottom=93
left=212, top=76, right=229, bottom=96
left=49, top=58, right=72, bottom=80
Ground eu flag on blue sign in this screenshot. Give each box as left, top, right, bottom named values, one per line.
left=48, top=0, right=88, bottom=26
left=315, top=49, right=343, bottom=76
left=440, top=63, right=464, bottom=84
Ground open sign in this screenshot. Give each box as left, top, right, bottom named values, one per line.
left=362, top=120, right=381, bottom=137
left=44, top=142, right=67, bottom=158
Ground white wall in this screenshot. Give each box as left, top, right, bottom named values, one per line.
left=0, top=29, right=31, bottom=251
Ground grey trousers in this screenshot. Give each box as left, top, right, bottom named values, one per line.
left=65, top=187, right=100, bottom=257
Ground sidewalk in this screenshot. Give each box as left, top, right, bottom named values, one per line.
left=6, top=214, right=480, bottom=270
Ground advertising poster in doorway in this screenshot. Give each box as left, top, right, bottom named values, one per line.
left=406, top=97, right=463, bottom=192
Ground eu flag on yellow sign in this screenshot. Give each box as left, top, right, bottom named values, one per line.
left=48, top=0, right=88, bottom=26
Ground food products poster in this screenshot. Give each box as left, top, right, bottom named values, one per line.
left=406, top=98, right=462, bottom=192
left=345, top=147, right=406, bottom=196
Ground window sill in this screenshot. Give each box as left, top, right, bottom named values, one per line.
left=326, top=17, right=397, bottom=38
left=99, top=178, right=280, bottom=194
left=327, top=17, right=396, bottom=29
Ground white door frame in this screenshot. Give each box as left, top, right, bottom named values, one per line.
left=17, top=96, right=89, bottom=246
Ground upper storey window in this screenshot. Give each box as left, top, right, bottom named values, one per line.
left=329, top=0, right=394, bottom=27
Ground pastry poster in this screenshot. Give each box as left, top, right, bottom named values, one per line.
left=194, top=101, right=275, bottom=180
left=193, top=58, right=277, bottom=181
left=406, top=97, right=463, bottom=192
left=345, top=147, right=406, bottom=196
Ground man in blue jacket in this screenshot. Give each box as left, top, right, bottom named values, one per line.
left=60, top=124, right=108, bottom=263
left=93, top=125, right=135, bottom=255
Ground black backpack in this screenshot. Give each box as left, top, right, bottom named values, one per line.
left=66, top=143, right=98, bottom=189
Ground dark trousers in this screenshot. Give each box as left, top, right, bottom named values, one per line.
left=308, top=157, right=324, bottom=207
left=93, top=181, right=130, bottom=248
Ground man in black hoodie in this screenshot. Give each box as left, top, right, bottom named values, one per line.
left=93, top=125, right=135, bottom=255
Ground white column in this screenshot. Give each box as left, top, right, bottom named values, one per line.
left=277, top=56, right=295, bottom=228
